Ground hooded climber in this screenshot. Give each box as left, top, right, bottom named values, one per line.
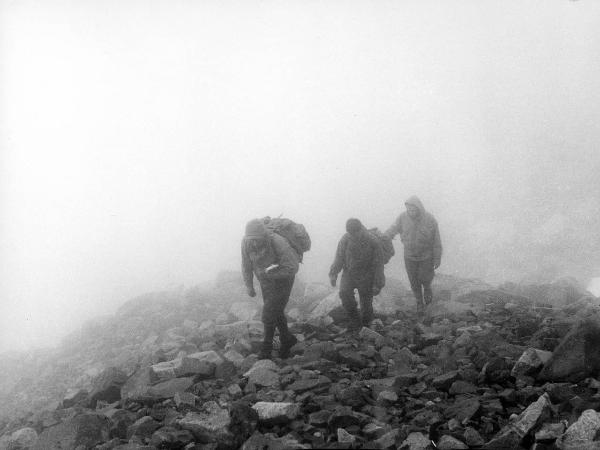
left=241, top=219, right=299, bottom=359
left=385, top=196, right=442, bottom=314
left=329, top=218, right=385, bottom=329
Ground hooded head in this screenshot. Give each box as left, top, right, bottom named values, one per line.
left=245, top=219, right=268, bottom=240
left=405, top=196, right=425, bottom=219
left=346, top=218, right=364, bottom=237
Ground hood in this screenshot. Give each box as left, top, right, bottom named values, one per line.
left=405, top=195, right=426, bottom=215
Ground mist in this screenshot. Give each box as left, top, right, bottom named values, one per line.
left=1, top=0, right=599, bottom=353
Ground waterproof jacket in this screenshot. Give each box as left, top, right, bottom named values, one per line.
left=241, top=232, right=300, bottom=289
left=329, top=229, right=385, bottom=289
left=385, top=196, right=442, bottom=264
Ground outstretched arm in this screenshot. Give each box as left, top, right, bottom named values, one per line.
left=384, top=217, right=402, bottom=240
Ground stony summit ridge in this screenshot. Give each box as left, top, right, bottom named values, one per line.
left=1, top=271, right=600, bottom=449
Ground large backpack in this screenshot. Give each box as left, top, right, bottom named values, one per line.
left=368, top=227, right=395, bottom=264
left=262, top=216, right=311, bottom=262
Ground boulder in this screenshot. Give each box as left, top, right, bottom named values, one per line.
left=557, top=409, right=600, bottom=450
left=89, top=367, right=128, bottom=408
left=484, top=393, right=552, bottom=449
left=178, top=401, right=232, bottom=444
left=243, top=360, right=280, bottom=388
left=539, top=318, right=600, bottom=382
left=512, top=348, right=553, bottom=378
left=32, top=413, right=110, bottom=450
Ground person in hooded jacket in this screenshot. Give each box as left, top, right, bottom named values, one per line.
left=385, top=196, right=442, bottom=314
left=242, top=219, right=299, bottom=359
left=329, top=218, right=385, bottom=329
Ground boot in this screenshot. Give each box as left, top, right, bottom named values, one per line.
left=279, top=333, right=298, bottom=359
left=259, top=324, right=275, bottom=360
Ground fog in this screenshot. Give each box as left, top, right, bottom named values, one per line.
left=1, top=0, right=599, bottom=353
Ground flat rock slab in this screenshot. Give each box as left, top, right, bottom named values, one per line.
left=178, top=401, right=232, bottom=444
left=252, top=402, right=301, bottom=424
left=286, top=376, right=331, bottom=393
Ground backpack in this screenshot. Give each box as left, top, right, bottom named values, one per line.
left=262, top=216, right=311, bottom=262
left=368, top=227, right=395, bottom=264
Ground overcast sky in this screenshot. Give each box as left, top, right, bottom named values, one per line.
left=1, top=0, right=600, bottom=352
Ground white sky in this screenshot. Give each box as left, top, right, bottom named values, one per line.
left=1, top=0, right=600, bottom=352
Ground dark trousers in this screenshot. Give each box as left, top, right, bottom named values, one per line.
left=339, top=271, right=374, bottom=326
left=405, top=258, right=435, bottom=305
left=259, top=276, right=295, bottom=349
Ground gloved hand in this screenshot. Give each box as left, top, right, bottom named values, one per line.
left=329, top=275, right=337, bottom=287
left=247, top=286, right=256, bottom=297
left=372, top=286, right=381, bottom=296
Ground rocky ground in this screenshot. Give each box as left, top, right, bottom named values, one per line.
left=2, top=271, right=600, bottom=449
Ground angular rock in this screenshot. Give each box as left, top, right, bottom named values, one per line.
left=223, top=349, right=245, bottom=367
left=309, top=410, right=332, bottom=427
left=394, top=373, right=418, bottom=389
left=61, top=388, right=89, bottom=408
left=337, top=348, right=369, bottom=368
left=32, top=413, right=111, bottom=450
left=337, top=428, right=357, bottom=443
left=244, top=360, right=280, bottom=388
left=374, top=429, right=402, bottom=448
left=557, top=409, right=600, bottom=449
left=377, top=390, right=399, bottom=405
left=359, top=327, right=385, bottom=345
left=328, top=407, right=362, bottom=430
left=433, top=371, right=460, bottom=391
left=149, top=427, right=195, bottom=449
left=286, top=376, right=331, bottom=393
left=127, top=416, right=161, bottom=439
left=437, top=434, right=468, bottom=450
left=174, top=391, right=197, bottom=408
left=464, top=427, right=485, bottom=447
left=241, top=431, right=309, bottom=450
left=89, top=367, right=128, bottom=408
left=443, top=397, right=481, bottom=423
left=178, top=401, right=232, bottom=444
left=400, top=431, right=434, bottom=450
left=512, top=348, right=553, bottom=378
left=484, top=393, right=552, bottom=449
left=104, top=408, right=135, bottom=440
left=449, top=380, right=477, bottom=395
left=252, top=402, right=300, bottom=424
left=539, top=319, right=600, bottom=382
left=535, top=422, right=565, bottom=443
